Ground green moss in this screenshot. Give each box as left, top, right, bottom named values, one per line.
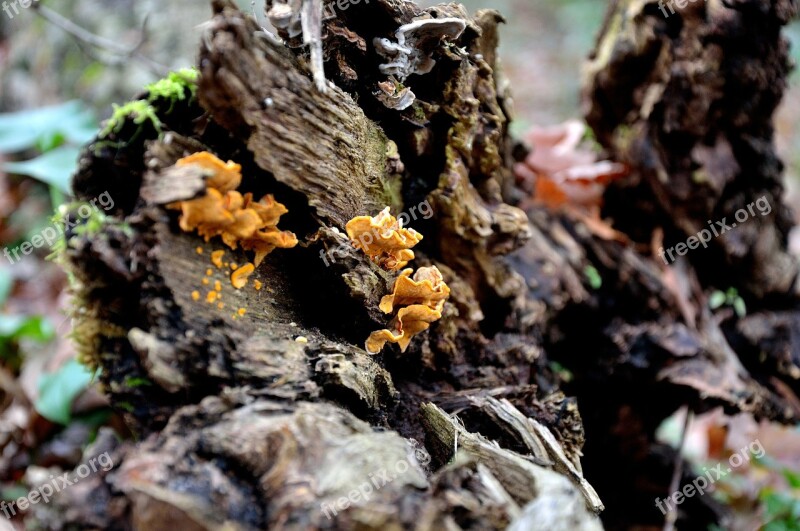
left=97, top=68, right=198, bottom=140
left=145, top=67, right=200, bottom=108
left=124, top=376, right=152, bottom=388
left=99, top=100, right=162, bottom=138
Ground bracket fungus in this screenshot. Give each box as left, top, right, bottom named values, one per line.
left=374, top=17, right=467, bottom=82
left=373, top=17, right=466, bottom=109
left=169, top=152, right=298, bottom=266
left=345, top=207, right=423, bottom=271
left=366, top=266, right=450, bottom=354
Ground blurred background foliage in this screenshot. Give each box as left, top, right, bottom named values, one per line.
left=0, top=0, right=798, bottom=528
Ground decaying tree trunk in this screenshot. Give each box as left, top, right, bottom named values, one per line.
left=33, top=0, right=800, bottom=529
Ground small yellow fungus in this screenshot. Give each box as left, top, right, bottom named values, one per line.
left=206, top=269, right=213, bottom=276
left=191, top=291, right=200, bottom=301
left=211, top=250, right=225, bottom=269
left=238, top=308, right=247, bottom=316
left=231, top=263, right=255, bottom=289
left=214, top=280, right=222, bottom=292
left=202, top=278, right=209, bottom=286
left=254, top=280, right=263, bottom=291
left=196, top=247, right=204, bottom=255
left=206, top=291, right=218, bottom=303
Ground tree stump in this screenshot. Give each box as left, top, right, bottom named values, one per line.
left=42, top=0, right=800, bottom=529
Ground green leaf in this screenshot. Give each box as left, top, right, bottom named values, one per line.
left=1, top=485, right=28, bottom=502
left=733, top=297, right=747, bottom=318
left=36, top=359, right=95, bottom=425
left=0, top=315, right=54, bottom=342
left=781, top=469, right=800, bottom=489
left=2, top=145, right=80, bottom=194
left=583, top=265, right=602, bottom=289
left=0, top=101, right=97, bottom=153
left=0, top=270, right=11, bottom=306
left=709, top=291, right=726, bottom=309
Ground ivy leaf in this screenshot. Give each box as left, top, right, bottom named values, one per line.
left=2, top=145, right=80, bottom=194
left=36, top=359, right=95, bottom=425
left=0, top=315, right=54, bottom=343
left=0, top=101, right=96, bottom=153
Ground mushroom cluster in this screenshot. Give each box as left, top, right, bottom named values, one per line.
left=366, top=266, right=450, bottom=354
left=169, top=152, right=298, bottom=266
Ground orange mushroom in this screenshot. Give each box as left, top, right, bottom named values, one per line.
left=345, top=207, right=422, bottom=271
left=378, top=266, right=450, bottom=314
left=366, top=304, right=444, bottom=354
left=365, top=266, right=450, bottom=354
left=176, top=152, right=242, bottom=193
left=168, top=152, right=298, bottom=266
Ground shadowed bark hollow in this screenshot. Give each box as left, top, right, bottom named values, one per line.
left=38, top=0, right=800, bottom=529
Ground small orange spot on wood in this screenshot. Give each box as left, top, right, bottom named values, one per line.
left=196, top=247, right=204, bottom=255
left=202, top=278, right=209, bottom=286
left=254, top=280, right=263, bottom=291
left=214, top=280, right=222, bottom=292
left=218, top=302, right=225, bottom=309
left=206, top=291, right=218, bottom=303
left=211, top=250, right=225, bottom=269
left=237, top=308, right=247, bottom=316
left=191, top=291, right=200, bottom=301
left=206, top=269, right=213, bottom=276
left=230, top=262, right=238, bottom=271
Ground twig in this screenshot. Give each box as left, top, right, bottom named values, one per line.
left=664, top=407, right=693, bottom=531
left=31, top=4, right=169, bottom=76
